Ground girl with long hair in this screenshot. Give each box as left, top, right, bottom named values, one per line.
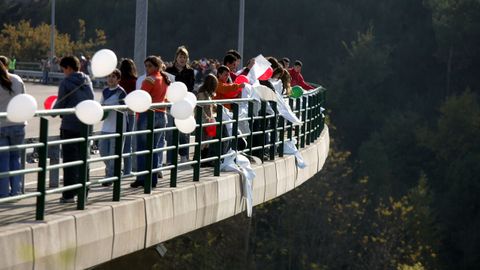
left=0, top=61, right=26, bottom=197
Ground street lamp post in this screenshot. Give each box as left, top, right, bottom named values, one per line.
left=50, top=0, right=55, bottom=62
left=238, top=0, right=245, bottom=67
left=134, top=0, right=148, bottom=75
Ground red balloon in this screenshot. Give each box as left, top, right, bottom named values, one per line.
left=258, top=67, right=273, bottom=80
left=204, top=125, right=217, bottom=137
left=44, top=95, right=57, bottom=110
left=234, top=75, right=249, bottom=84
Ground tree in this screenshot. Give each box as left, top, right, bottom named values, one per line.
left=417, top=90, right=480, bottom=269
left=328, top=26, right=392, bottom=153
left=0, top=19, right=106, bottom=61
left=425, top=0, right=480, bottom=96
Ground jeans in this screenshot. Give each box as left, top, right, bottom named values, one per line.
left=48, top=145, right=60, bottom=188
left=0, top=125, right=25, bottom=197
left=60, top=129, right=82, bottom=199
left=136, top=111, right=166, bottom=186
left=166, top=114, right=189, bottom=164
left=99, top=132, right=116, bottom=178
left=42, top=70, right=49, bottom=84
left=123, top=113, right=136, bottom=175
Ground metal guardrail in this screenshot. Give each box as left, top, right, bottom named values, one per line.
left=0, top=86, right=327, bottom=221
left=14, top=69, right=106, bottom=88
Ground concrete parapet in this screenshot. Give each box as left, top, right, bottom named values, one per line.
left=226, top=172, right=246, bottom=217
left=195, top=179, right=219, bottom=228
left=318, top=126, right=330, bottom=171
left=109, top=200, right=146, bottom=259
left=31, top=215, right=77, bottom=270
left=263, top=161, right=278, bottom=202
left=0, top=225, right=33, bottom=270
left=284, top=155, right=296, bottom=192
left=274, top=159, right=287, bottom=197
left=171, top=184, right=197, bottom=237
left=251, top=165, right=266, bottom=206
left=217, top=174, right=238, bottom=221
left=307, top=145, right=319, bottom=179
left=73, top=206, right=114, bottom=270
left=144, top=190, right=175, bottom=247
left=296, top=145, right=318, bottom=187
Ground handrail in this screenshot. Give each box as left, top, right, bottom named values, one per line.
left=0, top=85, right=327, bottom=220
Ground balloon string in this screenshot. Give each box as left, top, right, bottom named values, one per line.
left=53, top=80, right=89, bottom=108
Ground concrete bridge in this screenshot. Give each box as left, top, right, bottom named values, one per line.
left=0, top=84, right=329, bottom=270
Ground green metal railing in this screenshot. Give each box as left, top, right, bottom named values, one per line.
left=0, top=86, right=326, bottom=221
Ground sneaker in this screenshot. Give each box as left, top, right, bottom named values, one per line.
left=158, top=171, right=163, bottom=179
left=180, top=156, right=188, bottom=163
left=59, top=197, right=75, bottom=203
left=102, top=182, right=113, bottom=187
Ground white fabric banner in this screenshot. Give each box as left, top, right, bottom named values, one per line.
left=247, top=54, right=271, bottom=83
left=283, top=139, right=307, bottom=169
left=220, top=150, right=256, bottom=217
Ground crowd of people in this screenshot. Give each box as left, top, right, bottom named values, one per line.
left=0, top=49, right=316, bottom=203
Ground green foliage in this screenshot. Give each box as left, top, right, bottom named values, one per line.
left=416, top=90, right=480, bottom=269
left=329, top=26, right=392, bottom=153
left=426, top=0, right=480, bottom=94
left=0, top=19, right=106, bottom=61
left=126, top=144, right=437, bottom=270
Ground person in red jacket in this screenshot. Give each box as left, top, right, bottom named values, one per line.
left=288, top=60, right=315, bottom=90
left=214, top=65, right=244, bottom=110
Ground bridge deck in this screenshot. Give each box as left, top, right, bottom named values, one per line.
left=0, top=162, right=217, bottom=227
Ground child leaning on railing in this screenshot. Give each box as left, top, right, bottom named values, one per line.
left=99, top=69, right=127, bottom=186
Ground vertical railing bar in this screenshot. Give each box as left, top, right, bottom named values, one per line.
left=77, top=123, right=90, bottom=210
left=279, top=108, right=285, bottom=158
left=248, top=101, right=254, bottom=156
left=306, top=95, right=312, bottom=145
left=315, top=94, right=318, bottom=140
left=232, top=103, right=239, bottom=151
left=170, top=128, right=179, bottom=188
left=214, top=105, right=223, bottom=176
left=260, top=101, right=267, bottom=162
left=144, top=110, right=154, bottom=194
left=113, top=111, right=124, bottom=201
left=193, top=106, right=203, bottom=182
left=270, top=102, right=277, bottom=160
left=288, top=98, right=294, bottom=142
left=300, top=96, right=307, bottom=148
left=316, top=93, right=320, bottom=140
left=35, top=117, right=49, bottom=220
left=295, top=98, right=301, bottom=149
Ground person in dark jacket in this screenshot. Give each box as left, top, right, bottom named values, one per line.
left=165, top=46, right=195, bottom=164
left=54, top=56, right=95, bottom=203
left=119, top=58, right=138, bottom=175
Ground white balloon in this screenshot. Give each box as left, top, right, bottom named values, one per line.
left=170, top=100, right=194, bottom=120
left=75, top=100, right=104, bottom=125
left=6, top=94, right=38, bottom=122
left=166, top=82, right=188, bottom=103
left=91, top=49, right=117, bottom=78
left=175, top=116, right=196, bottom=134
left=125, top=90, right=152, bottom=112
left=184, top=92, right=197, bottom=107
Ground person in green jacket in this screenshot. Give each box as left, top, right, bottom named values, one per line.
left=8, top=56, right=16, bottom=73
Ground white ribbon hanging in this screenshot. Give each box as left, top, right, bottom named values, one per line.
left=220, top=150, right=256, bottom=217
left=221, top=106, right=233, bottom=136
left=274, top=91, right=302, bottom=125
left=238, top=84, right=258, bottom=134
left=283, top=138, right=307, bottom=169
left=247, top=54, right=271, bottom=83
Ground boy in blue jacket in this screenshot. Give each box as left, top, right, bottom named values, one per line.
left=54, top=56, right=95, bottom=203
left=99, top=69, right=127, bottom=186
